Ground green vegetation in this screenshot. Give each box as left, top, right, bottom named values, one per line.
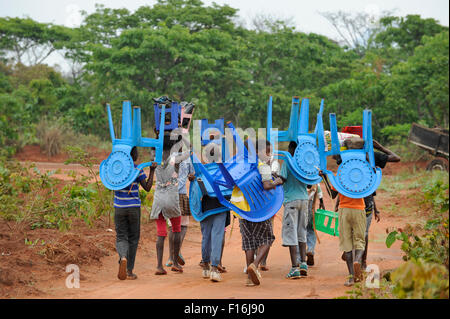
left=0, top=0, right=448, bottom=158
left=0, top=147, right=113, bottom=232
left=342, top=171, right=449, bottom=299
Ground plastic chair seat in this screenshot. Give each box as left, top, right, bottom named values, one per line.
left=316, top=109, right=382, bottom=198
left=100, top=101, right=165, bottom=190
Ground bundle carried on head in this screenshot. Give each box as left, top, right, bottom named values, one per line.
left=343, top=137, right=365, bottom=150
left=153, top=95, right=172, bottom=106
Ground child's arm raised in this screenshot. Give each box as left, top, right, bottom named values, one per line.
left=140, top=162, right=157, bottom=192
left=262, top=177, right=283, bottom=190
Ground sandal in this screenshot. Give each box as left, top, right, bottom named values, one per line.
left=165, top=259, right=173, bottom=267
left=247, top=263, right=261, bottom=285
left=217, top=265, right=227, bottom=273
left=171, top=265, right=183, bottom=273
left=177, top=254, right=185, bottom=266
left=155, top=269, right=167, bottom=275
left=260, top=264, right=269, bottom=271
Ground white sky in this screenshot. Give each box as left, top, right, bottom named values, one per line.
left=1, top=0, right=448, bottom=71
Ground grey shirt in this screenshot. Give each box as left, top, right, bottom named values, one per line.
left=150, top=151, right=190, bottom=220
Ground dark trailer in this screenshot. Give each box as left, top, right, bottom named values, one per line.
left=408, top=123, right=449, bottom=171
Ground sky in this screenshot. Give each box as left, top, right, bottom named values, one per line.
left=1, top=0, right=448, bottom=71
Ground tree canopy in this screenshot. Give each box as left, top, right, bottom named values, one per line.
left=0, top=0, right=448, bottom=156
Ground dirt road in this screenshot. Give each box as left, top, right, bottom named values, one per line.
left=29, top=178, right=404, bottom=299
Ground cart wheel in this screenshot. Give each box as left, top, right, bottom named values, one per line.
left=426, top=157, right=449, bottom=172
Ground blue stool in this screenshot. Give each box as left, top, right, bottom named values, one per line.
left=99, top=101, right=165, bottom=190
left=154, top=101, right=181, bottom=131
left=316, top=109, right=382, bottom=198
left=268, top=96, right=323, bottom=185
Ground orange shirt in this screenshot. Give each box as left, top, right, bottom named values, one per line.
left=331, top=185, right=365, bottom=210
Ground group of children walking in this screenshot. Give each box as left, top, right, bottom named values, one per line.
left=113, top=132, right=398, bottom=287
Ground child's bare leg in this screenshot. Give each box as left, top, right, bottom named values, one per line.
left=298, top=242, right=307, bottom=263
left=245, top=250, right=255, bottom=267
left=289, top=245, right=299, bottom=267
left=171, top=231, right=183, bottom=272
left=166, top=226, right=174, bottom=265
left=253, top=244, right=270, bottom=268
left=155, top=236, right=166, bottom=274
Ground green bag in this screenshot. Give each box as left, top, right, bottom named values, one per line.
left=315, top=209, right=339, bottom=236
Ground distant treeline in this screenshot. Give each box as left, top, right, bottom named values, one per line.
left=0, top=0, right=448, bottom=156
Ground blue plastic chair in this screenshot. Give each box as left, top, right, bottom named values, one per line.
left=316, top=109, right=382, bottom=198
left=99, top=101, right=165, bottom=190
left=154, top=101, right=181, bottom=131
left=189, top=118, right=233, bottom=221
left=200, top=118, right=224, bottom=145
left=191, top=122, right=284, bottom=222
left=268, top=96, right=323, bottom=185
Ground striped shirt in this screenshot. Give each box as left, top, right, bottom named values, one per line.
left=113, top=165, right=147, bottom=208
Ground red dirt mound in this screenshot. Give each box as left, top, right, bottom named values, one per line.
left=0, top=219, right=117, bottom=298
left=14, top=145, right=110, bottom=164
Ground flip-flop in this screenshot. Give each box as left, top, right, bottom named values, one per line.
left=217, top=265, right=227, bottom=273
left=165, top=260, right=173, bottom=267
left=171, top=265, right=183, bottom=273
left=260, top=265, right=269, bottom=271
left=247, top=263, right=260, bottom=285
left=155, top=269, right=167, bottom=275
left=177, top=254, right=185, bottom=266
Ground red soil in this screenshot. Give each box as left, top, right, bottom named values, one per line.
left=0, top=159, right=432, bottom=299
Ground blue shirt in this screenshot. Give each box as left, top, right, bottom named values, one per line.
left=178, top=157, right=194, bottom=195
left=114, top=165, right=147, bottom=208
left=279, top=161, right=308, bottom=204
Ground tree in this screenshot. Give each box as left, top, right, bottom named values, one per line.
left=319, top=10, right=392, bottom=56
left=0, top=17, right=72, bottom=65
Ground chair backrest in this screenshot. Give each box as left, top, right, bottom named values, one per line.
left=191, top=122, right=284, bottom=222
left=100, top=101, right=165, bottom=190
left=180, top=105, right=195, bottom=134
left=316, top=109, right=382, bottom=198
left=191, top=151, right=283, bottom=222
left=193, top=118, right=230, bottom=162
left=200, top=118, right=224, bottom=145
left=268, top=96, right=323, bottom=185
left=154, top=101, right=181, bottom=131
left=267, top=96, right=300, bottom=143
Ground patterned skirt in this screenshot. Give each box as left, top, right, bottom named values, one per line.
left=179, top=194, right=191, bottom=216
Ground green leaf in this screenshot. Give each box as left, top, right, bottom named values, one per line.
left=386, top=231, right=398, bottom=248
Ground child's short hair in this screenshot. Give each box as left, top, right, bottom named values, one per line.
left=130, top=146, right=138, bottom=161
left=288, top=141, right=297, bottom=153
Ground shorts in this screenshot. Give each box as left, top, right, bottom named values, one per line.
left=338, top=207, right=366, bottom=252
left=239, top=218, right=275, bottom=251
left=156, top=213, right=181, bottom=237
left=282, top=200, right=309, bottom=246
left=179, top=194, right=191, bottom=216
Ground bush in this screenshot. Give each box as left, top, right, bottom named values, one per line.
left=384, top=170, right=449, bottom=299
left=391, top=258, right=449, bottom=299
left=35, top=118, right=73, bottom=157
left=0, top=148, right=113, bottom=232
